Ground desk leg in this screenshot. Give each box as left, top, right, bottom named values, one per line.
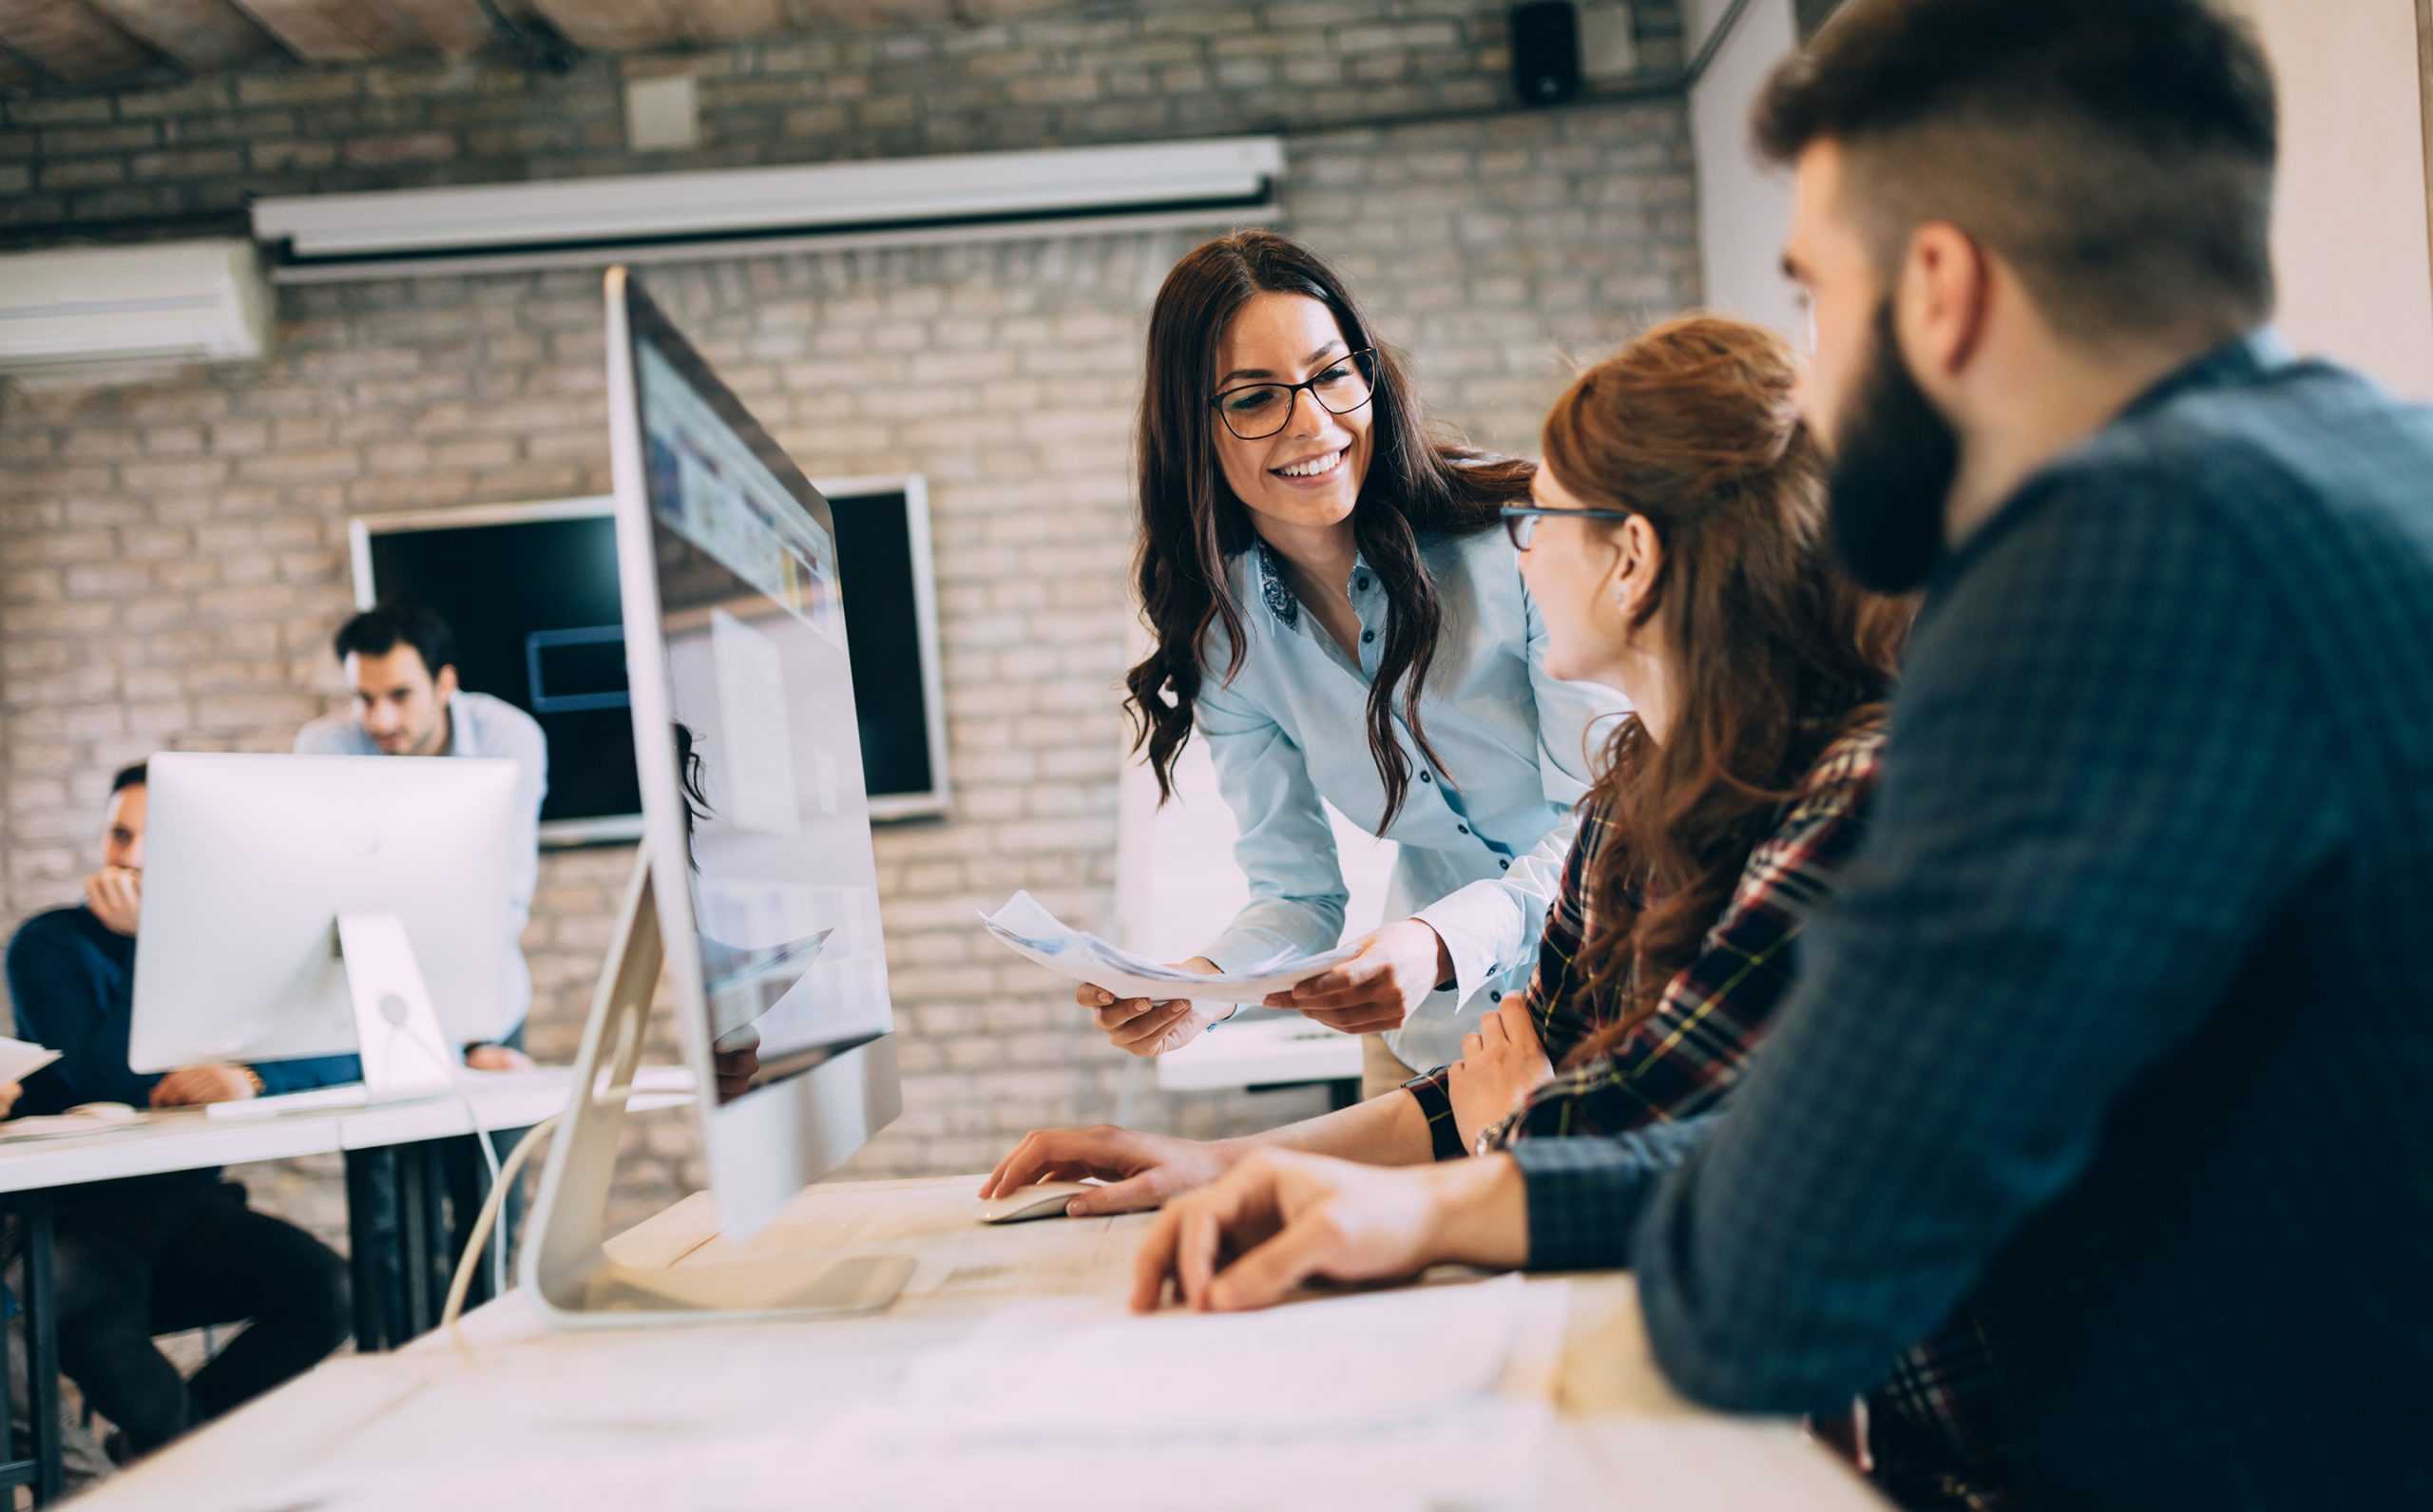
left=342, top=1150, right=389, bottom=1353
left=396, top=1146, right=431, bottom=1342
left=16, top=1190, right=64, bottom=1507
left=417, top=1142, right=450, bottom=1329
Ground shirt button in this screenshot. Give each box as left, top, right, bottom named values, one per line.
left=1457, top=824, right=1469, bottom=834
left=1419, top=771, right=1432, bottom=784
left=1355, top=575, right=1369, bottom=591
left=1362, top=630, right=1374, bottom=644
left=1499, top=859, right=1510, bottom=871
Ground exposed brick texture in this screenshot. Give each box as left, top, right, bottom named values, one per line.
left=0, top=1, right=1698, bottom=1254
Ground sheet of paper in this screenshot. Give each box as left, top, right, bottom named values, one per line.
left=981, top=890, right=1361, bottom=1005
left=246, top=1274, right=1567, bottom=1512
left=802, top=1274, right=1568, bottom=1510
left=0, top=1035, right=59, bottom=1087
left=699, top=927, right=833, bottom=1041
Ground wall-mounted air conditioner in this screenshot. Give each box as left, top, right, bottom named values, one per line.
left=252, top=136, right=1287, bottom=283
left=0, top=239, right=272, bottom=378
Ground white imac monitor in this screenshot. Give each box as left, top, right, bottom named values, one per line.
left=606, top=266, right=900, bottom=1240
left=128, top=753, right=521, bottom=1072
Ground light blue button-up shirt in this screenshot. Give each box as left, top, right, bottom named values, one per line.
left=1195, top=529, right=1629, bottom=1071
left=295, top=690, right=547, bottom=1043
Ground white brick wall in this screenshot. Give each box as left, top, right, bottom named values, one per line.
left=0, top=6, right=1698, bottom=1250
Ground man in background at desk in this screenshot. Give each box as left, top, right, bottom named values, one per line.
left=296, top=600, right=549, bottom=1323
left=1, top=763, right=351, bottom=1460
left=295, top=600, right=547, bottom=1070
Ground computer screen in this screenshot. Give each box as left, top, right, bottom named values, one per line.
left=349, top=477, right=948, bottom=842
left=629, top=309, right=894, bottom=1102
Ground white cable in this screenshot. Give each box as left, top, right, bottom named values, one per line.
left=437, top=1076, right=653, bottom=1345
left=439, top=1110, right=557, bottom=1343
left=386, top=1025, right=512, bottom=1300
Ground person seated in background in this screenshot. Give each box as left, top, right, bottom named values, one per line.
left=296, top=600, right=552, bottom=1328
left=295, top=600, right=547, bottom=1070
left=6, top=764, right=359, bottom=1114
left=987, top=317, right=2003, bottom=1502
left=3, top=764, right=350, bottom=1459
left=1124, top=2, right=2433, bottom=1506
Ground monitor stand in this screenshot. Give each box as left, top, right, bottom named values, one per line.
left=335, top=910, right=464, bottom=1102
left=219, top=914, right=469, bottom=1122
left=523, top=855, right=913, bottom=1327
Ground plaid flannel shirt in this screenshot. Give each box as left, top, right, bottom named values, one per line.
left=1578, top=334, right=2433, bottom=1509
left=1402, top=718, right=2010, bottom=1502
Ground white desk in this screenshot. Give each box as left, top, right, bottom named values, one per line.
left=0, top=1067, right=692, bottom=1505
left=62, top=1175, right=1887, bottom=1511
left=0, top=1067, right=688, bottom=1196
left=1155, top=1017, right=1365, bottom=1106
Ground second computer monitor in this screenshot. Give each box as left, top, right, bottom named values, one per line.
left=605, top=266, right=900, bottom=1241
left=129, top=752, right=521, bottom=1073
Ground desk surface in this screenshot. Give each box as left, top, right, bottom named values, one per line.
left=0, top=1066, right=692, bottom=1193
left=66, top=1175, right=1886, bottom=1511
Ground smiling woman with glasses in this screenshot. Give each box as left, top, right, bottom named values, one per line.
left=1019, top=228, right=1626, bottom=1104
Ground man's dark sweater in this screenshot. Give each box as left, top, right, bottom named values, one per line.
left=5, top=906, right=360, bottom=1221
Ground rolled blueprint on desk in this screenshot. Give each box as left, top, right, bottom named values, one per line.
left=981, top=890, right=1361, bottom=1005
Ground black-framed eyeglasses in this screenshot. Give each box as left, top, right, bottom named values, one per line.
left=1210, top=350, right=1379, bottom=441
left=1500, top=505, right=1635, bottom=552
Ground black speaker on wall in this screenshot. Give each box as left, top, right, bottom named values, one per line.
left=1511, top=1, right=1582, bottom=105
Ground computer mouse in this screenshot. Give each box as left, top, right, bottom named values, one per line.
left=977, top=1180, right=1095, bottom=1225
left=65, top=1102, right=140, bottom=1123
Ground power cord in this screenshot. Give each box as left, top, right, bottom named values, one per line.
left=439, top=1072, right=664, bottom=1344
left=387, top=1025, right=514, bottom=1301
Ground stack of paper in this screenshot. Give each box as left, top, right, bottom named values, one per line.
left=982, top=891, right=1359, bottom=1005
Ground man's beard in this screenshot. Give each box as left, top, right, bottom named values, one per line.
left=1825, top=301, right=1961, bottom=593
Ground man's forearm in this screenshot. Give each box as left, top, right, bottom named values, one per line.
left=1426, top=1152, right=1529, bottom=1270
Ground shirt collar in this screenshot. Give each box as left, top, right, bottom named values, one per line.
left=1252, top=539, right=1378, bottom=630
left=1253, top=540, right=1298, bottom=628
left=441, top=691, right=476, bottom=757
left=1926, top=326, right=2290, bottom=598
left=2118, top=327, right=2291, bottom=422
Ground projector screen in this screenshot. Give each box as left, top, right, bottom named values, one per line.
left=348, top=480, right=948, bottom=843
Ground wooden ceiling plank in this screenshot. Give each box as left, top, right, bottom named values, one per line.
left=0, top=0, right=160, bottom=82
left=379, top=0, right=497, bottom=57
left=527, top=0, right=677, bottom=52
left=226, top=0, right=427, bottom=61
left=84, top=0, right=279, bottom=71
left=682, top=0, right=784, bottom=45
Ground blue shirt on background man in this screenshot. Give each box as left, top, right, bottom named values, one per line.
left=295, top=688, right=546, bottom=1046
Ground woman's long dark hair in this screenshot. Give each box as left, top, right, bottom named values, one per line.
left=1542, top=316, right=1909, bottom=1068
left=1123, top=230, right=1533, bottom=828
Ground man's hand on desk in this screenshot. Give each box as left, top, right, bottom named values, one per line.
left=463, top=1043, right=534, bottom=1072
left=982, top=1124, right=1241, bottom=1216
left=1129, top=1149, right=1527, bottom=1314
left=150, top=1064, right=260, bottom=1108
left=0, top=1081, right=20, bottom=1119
